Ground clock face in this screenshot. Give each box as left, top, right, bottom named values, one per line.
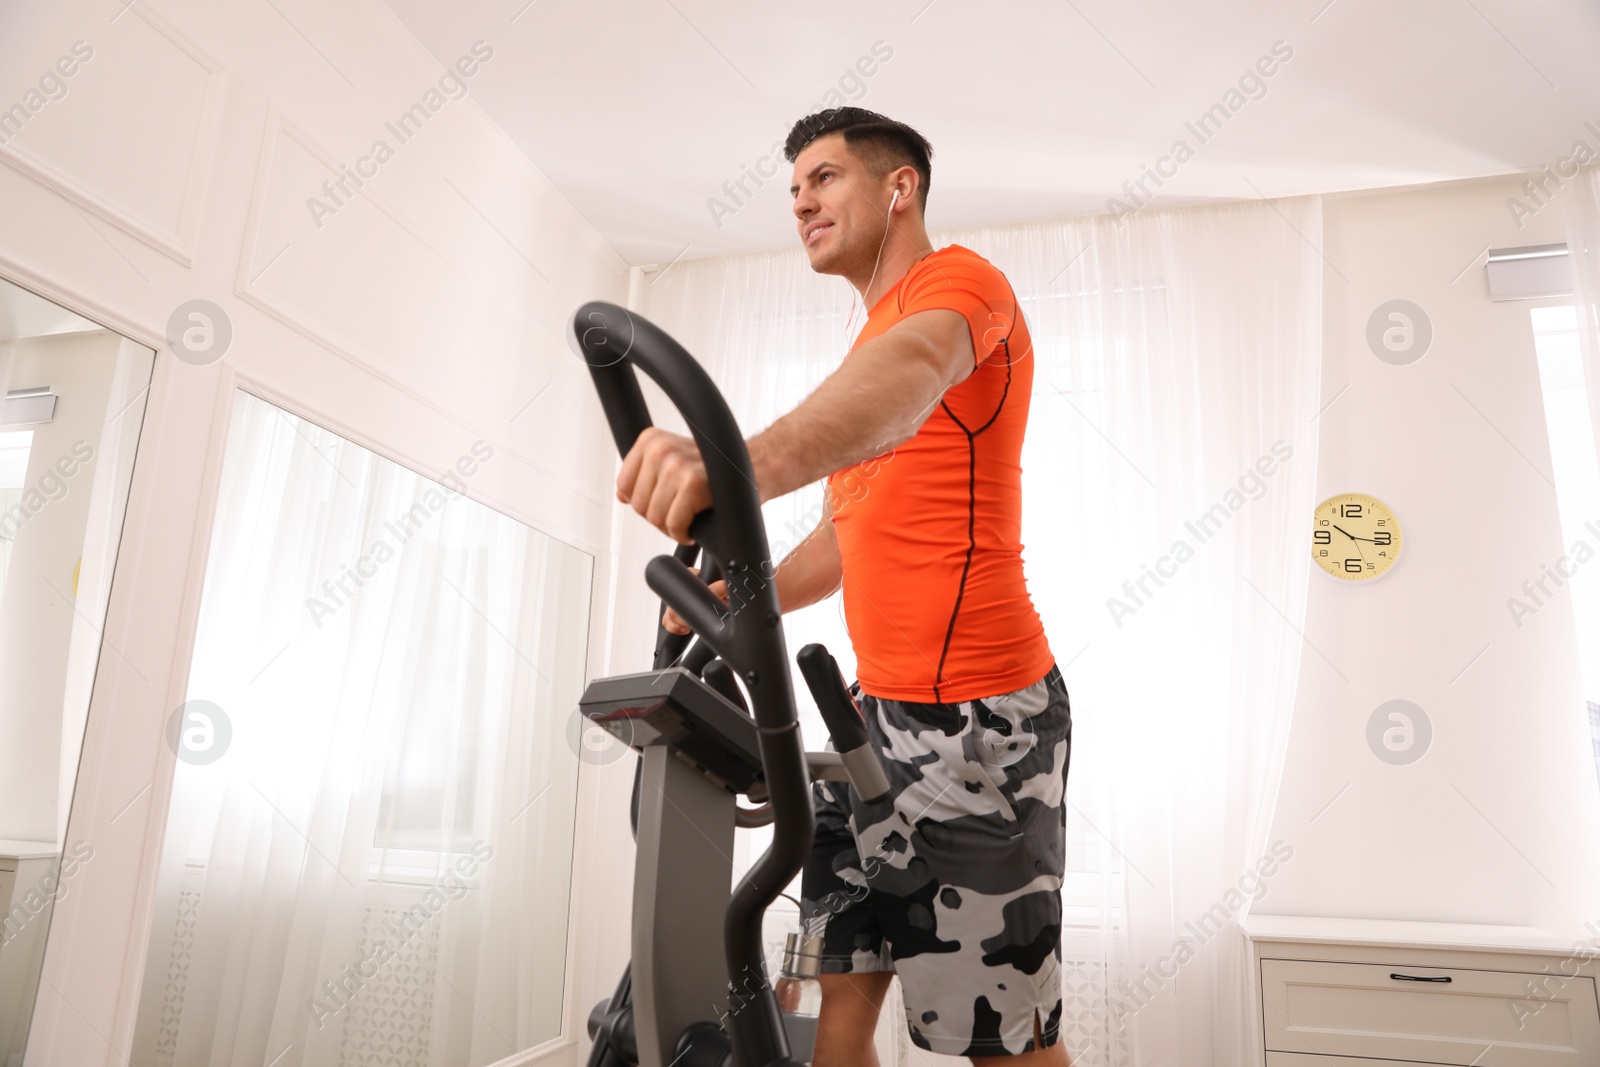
left=1313, top=493, right=1402, bottom=581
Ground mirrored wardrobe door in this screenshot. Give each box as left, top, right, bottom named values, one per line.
left=0, top=276, right=155, bottom=1066
left=129, top=391, right=591, bottom=1067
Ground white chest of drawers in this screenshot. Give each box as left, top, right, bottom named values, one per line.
left=1244, top=915, right=1600, bottom=1067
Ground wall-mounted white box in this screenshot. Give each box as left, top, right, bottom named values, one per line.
left=1487, top=244, right=1575, bottom=301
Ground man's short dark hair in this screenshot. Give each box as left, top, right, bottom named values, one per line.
left=784, top=108, right=933, bottom=212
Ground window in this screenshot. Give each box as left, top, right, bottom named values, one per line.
left=1530, top=305, right=1600, bottom=777
left=0, top=429, right=33, bottom=588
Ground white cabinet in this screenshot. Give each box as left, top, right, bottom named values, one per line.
left=1268, top=1058, right=1506, bottom=1067
left=1245, top=916, right=1600, bottom=1067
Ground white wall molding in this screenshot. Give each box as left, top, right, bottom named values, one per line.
left=234, top=105, right=610, bottom=521
left=0, top=2, right=227, bottom=267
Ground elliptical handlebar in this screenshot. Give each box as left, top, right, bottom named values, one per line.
left=570, top=301, right=812, bottom=1067
left=651, top=543, right=701, bottom=671
left=796, top=644, right=892, bottom=805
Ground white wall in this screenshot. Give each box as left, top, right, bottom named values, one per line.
left=0, top=0, right=631, bottom=1063
left=1260, top=173, right=1600, bottom=938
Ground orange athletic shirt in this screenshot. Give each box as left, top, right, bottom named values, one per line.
left=826, top=245, right=1053, bottom=703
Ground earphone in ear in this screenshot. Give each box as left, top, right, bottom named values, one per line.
left=889, top=189, right=900, bottom=212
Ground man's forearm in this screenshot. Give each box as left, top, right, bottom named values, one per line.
left=748, top=326, right=954, bottom=502
left=772, top=518, right=842, bottom=614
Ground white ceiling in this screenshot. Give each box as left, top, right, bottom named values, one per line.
left=382, top=0, right=1600, bottom=266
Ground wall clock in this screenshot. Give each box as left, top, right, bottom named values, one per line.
left=1313, top=493, right=1402, bottom=581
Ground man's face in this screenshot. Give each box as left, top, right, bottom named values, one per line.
left=790, top=133, right=890, bottom=276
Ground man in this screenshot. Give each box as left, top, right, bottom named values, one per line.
left=616, top=107, right=1071, bottom=1065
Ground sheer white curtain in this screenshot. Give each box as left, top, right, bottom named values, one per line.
left=133, top=392, right=590, bottom=1067
left=1567, top=165, right=1600, bottom=477
left=637, top=197, right=1323, bottom=1066
left=1562, top=167, right=1600, bottom=726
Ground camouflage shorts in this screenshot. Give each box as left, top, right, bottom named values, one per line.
left=799, top=663, right=1071, bottom=1058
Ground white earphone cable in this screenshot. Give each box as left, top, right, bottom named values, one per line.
left=845, top=188, right=900, bottom=345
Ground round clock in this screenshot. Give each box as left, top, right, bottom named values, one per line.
left=1313, top=493, right=1402, bottom=581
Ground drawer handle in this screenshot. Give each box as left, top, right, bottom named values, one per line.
left=1389, top=972, right=1452, bottom=983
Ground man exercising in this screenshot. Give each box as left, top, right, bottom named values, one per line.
left=616, top=107, right=1071, bottom=1065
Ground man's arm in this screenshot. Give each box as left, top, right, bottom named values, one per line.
left=748, top=308, right=976, bottom=503
left=660, top=501, right=842, bottom=634
left=616, top=308, right=978, bottom=543
left=772, top=494, right=842, bottom=613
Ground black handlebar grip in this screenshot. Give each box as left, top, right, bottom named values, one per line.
left=701, top=658, right=749, bottom=713
left=654, top=548, right=728, bottom=672
left=797, top=644, right=891, bottom=804
left=568, top=304, right=653, bottom=456
left=653, top=543, right=701, bottom=670
left=797, top=644, right=868, bottom=750
left=645, top=555, right=733, bottom=662
left=680, top=638, right=717, bottom=677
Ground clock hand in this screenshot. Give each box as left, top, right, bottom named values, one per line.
left=1331, top=522, right=1370, bottom=570
left=1333, top=524, right=1379, bottom=543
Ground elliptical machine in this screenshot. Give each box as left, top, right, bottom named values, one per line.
left=569, top=302, right=891, bottom=1067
